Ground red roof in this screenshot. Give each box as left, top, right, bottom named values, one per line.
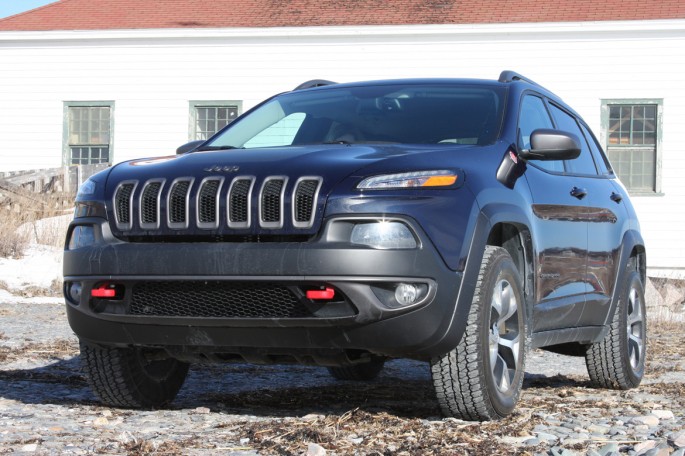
left=1, top=0, right=684, bottom=31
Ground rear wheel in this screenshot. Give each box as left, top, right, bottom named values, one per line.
left=328, top=358, right=386, bottom=381
left=585, top=270, right=646, bottom=389
left=431, top=246, right=527, bottom=421
left=80, top=342, right=189, bottom=408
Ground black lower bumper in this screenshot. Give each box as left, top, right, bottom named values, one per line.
left=64, top=219, right=471, bottom=361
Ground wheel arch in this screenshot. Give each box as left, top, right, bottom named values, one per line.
left=429, top=204, right=535, bottom=356
left=486, top=222, right=534, bottom=305
left=597, top=229, right=646, bottom=340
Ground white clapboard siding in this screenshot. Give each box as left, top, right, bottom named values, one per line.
left=0, top=20, right=684, bottom=274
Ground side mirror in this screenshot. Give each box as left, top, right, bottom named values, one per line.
left=520, top=129, right=581, bottom=161
left=176, top=140, right=205, bottom=155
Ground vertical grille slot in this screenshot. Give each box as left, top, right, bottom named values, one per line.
left=293, top=177, right=322, bottom=228
left=197, top=178, right=223, bottom=229
left=260, top=177, right=287, bottom=228
left=167, top=179, right=192, bottom=229
left=228, top=177, right=254, bottom=228
left=139, top=180, right=163, bottom=229
left=114, top=182, right=136, bottom=230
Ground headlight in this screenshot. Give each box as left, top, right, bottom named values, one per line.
left=77, top=178, right=97, bottom=197
left=350, top=221, right=417, bottom=249
left=357, top=170, right=458, bottom=189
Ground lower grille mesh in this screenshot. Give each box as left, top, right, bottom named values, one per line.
left=129, top=281, right=311, bottom=318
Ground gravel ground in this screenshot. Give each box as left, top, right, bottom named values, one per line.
left=1, top=296, right=684, bottom=455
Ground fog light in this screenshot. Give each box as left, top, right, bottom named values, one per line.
left=66, top=282, right=82, bottom=304
left=350, top=221, right=417, bottom=249
left=395, top=283, right=419, bottom=306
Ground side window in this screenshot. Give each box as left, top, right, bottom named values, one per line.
left=243, top=112, right=306, bottom=148
left=579, top=122, right=611, bottom=175
left=548, top=104, right=598, bottom=176
left=518, top=95, right=563, bottom=173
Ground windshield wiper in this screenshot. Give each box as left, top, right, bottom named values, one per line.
left=323, top=140, right=353, bottom=146
left=195, top=145, right=242, bottom=151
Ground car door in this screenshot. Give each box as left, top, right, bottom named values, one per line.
left=518, top=94, right=590, bottom=333
left=576, top=119, right=628, bottom=321
left=546, top=102, right=626, bottom=328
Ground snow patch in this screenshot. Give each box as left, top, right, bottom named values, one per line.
left=0, top=243, right=62, bottom=290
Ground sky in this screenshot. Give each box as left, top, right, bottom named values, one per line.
left=0, top=0, right=57, bottom=19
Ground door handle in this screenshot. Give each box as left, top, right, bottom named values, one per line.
left=610, top=192, right=623, bottom=203
left=570, top=187, right=587, bottom=200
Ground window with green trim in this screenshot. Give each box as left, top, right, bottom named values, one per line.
left=602, top=99, right=662, bottom=194
left=64, top=103, right=114, bottom=165
left=190, top=101, right=242, bottom=141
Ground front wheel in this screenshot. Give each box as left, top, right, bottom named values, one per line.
left=431, top=246, right=527, bottom=421
left=585, top=270, right=646, bottom=389
left=80, top=342, right=189, bottom=408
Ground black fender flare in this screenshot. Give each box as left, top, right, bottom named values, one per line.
left=422, top=203, right=534, bottom=356
left=594, top=229, right=646, bottom=342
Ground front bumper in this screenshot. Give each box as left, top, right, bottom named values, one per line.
left=64, top=217, right=468, bottom=360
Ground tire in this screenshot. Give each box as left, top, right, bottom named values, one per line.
left=585, top=270, right=646, bottom=389
left=80, top=342, right=189, bottom=408
left=430, top=246, right=527, bottom=421
left=328, top=358, right=386, bottom=381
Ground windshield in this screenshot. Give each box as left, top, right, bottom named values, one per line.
left=202, top=83, right=505, bottom=150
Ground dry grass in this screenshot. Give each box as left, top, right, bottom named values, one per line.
left=0, top=201, right=70, bottom=258
left=0, top=208, right=32, bottom=258
left=0, top=339, right=79, bottom=364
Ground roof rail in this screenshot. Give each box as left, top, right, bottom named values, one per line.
left=293, top=79, right=337, bottom=91
left=498, top=70, right=542, bottom=87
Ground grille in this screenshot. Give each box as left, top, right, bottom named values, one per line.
left=129, top=281, right=311, bottom=318
left=294, top=178, right=321, bottom=227
left=114, top=183, right=135, bottom=227
left=228, top=178, right=253, bottom=227
left=261, top=178, right=285, bottom=226
left=140, top=181, right=162, bottom=227
left=112, top=175, right=320, bottom=234
left=168, top=180, right=191, bottom=226
left=198, top=179, right=222, bottom=227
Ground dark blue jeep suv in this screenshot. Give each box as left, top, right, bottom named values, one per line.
left=64, top=71, right=647, bottom=420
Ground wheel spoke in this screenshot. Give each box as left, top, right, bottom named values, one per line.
left=492, top=354, right=511, bottom=391
left=489, top=330, right=499, bottom=368
left=628, top=332, right=643, bottom=368
left=499, top=284, right=518, bottom=323
left=625, top=284, right=645, bottom=370
left=489, top=278, right=521, bottom=394
left=491, top=286, right=503, bottom=320
left=499, top=334, right=520, bottom=371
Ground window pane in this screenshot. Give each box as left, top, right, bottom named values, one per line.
left=580, top=123, right=611, bottom=175
left=549, top=104, right=597, bottom=175
left=67, top=106, right=112, bottom=165
left=243, top=112, right=307, bottom=148
left=605, top=102, right=658, bottom=192
left=518, top=96, right=564, bottom=173
left=607, top=104, right=657, bottom=147
left=194, top=105, right=239, bottom=140
left=70, top=146, right=110, bottom=165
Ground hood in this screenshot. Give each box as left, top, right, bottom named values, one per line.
left=107, top=144, right=425, bottom=187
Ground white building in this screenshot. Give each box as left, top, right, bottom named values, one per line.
left=1, top=0, right=684, bottom=276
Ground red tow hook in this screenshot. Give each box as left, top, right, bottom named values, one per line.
left=306, top=287, right=336, bottom=300
left=91, top=283, right=118, bottom=299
